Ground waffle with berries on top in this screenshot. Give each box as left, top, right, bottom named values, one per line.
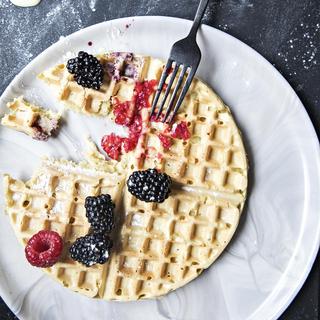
left=4, top=53, right=248, bottom=300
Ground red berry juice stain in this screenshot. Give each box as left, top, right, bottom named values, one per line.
left=171, top=121, right=191, bottom=140
left=101, top=78, right=191, bottom=161
left=158, top=134, right=172, bottom=150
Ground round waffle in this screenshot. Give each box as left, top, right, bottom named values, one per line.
left=4, top=53, right=248, bottom=300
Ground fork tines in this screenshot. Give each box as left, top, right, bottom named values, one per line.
left=150, top=60, right=195, bottom=123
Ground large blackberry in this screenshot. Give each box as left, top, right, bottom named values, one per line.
left=66, top=51, right=104, bottom=90
left=85, top=194, right=115, bottom=233
left=127, top=169, right=171, bottom=203
left=69, top=233, right=112, bottom=267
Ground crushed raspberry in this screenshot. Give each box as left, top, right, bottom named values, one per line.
left=123, top=115, right=142, bottom=152
left=134, top=80, right=157, bottom=110
left=101, top=116, right=142, bottom=159
left=158, top=134, right=172, bottom=149
left=102, top=81, right=192, bottom=160
left=113, top=100, right=133, bottom=126
left=123, top=137, right=138, bottom=152
left=128, top=115, right=142, bottom=136
left=113, top=80, right=156, bottom=127
left=150, top=114, right=160, bottom=122
left=150, top=112, right=166, bottom=123
left=171, top=121, right=191, bottom=140
left=101, top=80, right=157, bottom=160
left=101, top=133, right=124, bottom=160
left=25, top=230, right=63, bottom=268
left=157, top=152, right=164, bottom=160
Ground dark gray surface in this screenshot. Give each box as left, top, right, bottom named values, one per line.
left=0, top=0, right=319, bottom=319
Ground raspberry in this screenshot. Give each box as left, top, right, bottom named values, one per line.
left=123, top=115, right=142, bottom=152
left=25, top=230, right=63, bottom=268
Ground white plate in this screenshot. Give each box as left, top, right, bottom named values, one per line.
left=0, top=16, right=319, bottom=320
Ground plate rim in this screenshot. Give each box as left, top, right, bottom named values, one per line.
left=0, top=15, right=319, bottom=320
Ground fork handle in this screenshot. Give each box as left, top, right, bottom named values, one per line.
left=189, top=0, right=209, bottom=38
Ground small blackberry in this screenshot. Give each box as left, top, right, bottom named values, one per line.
left=85, top=194, right=115, bottom=233
left=66, top=51, right=104, bottom=90
left=69, top=233, right=112, bottom=267
left=127, top=169, right=172, bottom=203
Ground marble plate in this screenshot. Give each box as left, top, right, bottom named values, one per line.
left=0, top=16, right=319, bottom=320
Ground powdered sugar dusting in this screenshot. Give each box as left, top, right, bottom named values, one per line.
left=32, top=173, right=51, bottom=191
left=218, top=24, right=229, bottom=31
left=44, top=158, right=103, bottom=177
left=50, top=200, right=64, bottom=214
left=61, top=50, right=78, bottom=64
left=277, top=20, right=319, bottom=74
left=12, top=193, right=22, bottom=201
left=43, top=158, right=120, bottom=181
left=131, top=213, right=144, bottom=227
left=89, top=0, right=97, bottom=12
left=0, top=0, right=97, bottom=92
left=0, top=0, right=11, bottom=8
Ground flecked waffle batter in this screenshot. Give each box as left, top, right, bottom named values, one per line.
left=4, top=53, right=248, bottom=300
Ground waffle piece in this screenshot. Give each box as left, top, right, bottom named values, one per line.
left=38, top=52, right=152, bottom=116
left=4, top=158, right=126, bottom=298
left=1, top=96, right=60, bottom=141
left=102, top=188, right=242, bottom=300
left=131, top=80, right=247, bottom=202
left=107, top=56, right=247, bottom=203
left=4, top=53, right=248, bottom=300
left=4, top=158, right=243, bottom=300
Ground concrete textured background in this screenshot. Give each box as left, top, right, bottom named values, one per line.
left=0, top=0, right=319, bottom=319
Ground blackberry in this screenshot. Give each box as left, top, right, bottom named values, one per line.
left=66, top=51, right=104, bottom=90
left=127, top=169, right=171, bottom=203
left=85, top=194, right=115, bottom=233
left=69, top=233, right=112, bottom=267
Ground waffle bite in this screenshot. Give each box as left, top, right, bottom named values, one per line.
left=1, top=96, right=60, bottom=140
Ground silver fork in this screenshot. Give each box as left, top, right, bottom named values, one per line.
left=150, top=0, right=209, bottom=123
